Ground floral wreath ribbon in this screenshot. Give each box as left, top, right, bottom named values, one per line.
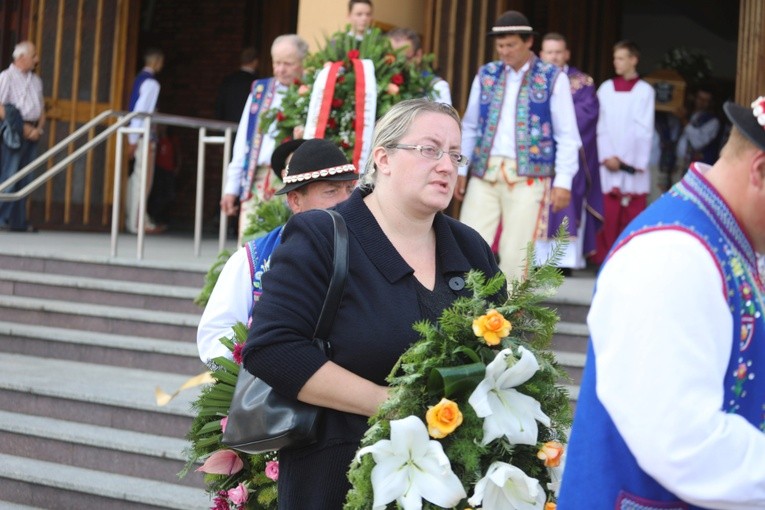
left=304, top=58, right=377, bottom=172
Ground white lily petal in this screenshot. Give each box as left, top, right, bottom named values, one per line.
left=495, top=346, right=540, bottom=389
left=482, top=388, right=550, bottom=445
left=470, top=462, right=546, bottom=510
left=467, top=378, right=494, bottom=417
left=357, top=416, right=466, bottom=510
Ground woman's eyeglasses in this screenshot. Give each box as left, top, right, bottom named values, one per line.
left=388, top=144, right=470, bottom=167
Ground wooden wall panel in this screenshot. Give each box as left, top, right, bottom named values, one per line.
left=736, top=0, right=765, bottom=104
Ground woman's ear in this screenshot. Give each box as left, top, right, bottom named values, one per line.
left=372, top=146, right=391, bottom=176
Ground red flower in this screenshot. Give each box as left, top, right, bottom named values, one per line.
left=232, top=342, right=244, bottom=364
left=276, top=111, right=286, bottom=122
left=293, top=78, right=302, bottom=85
left=327, top=118, right=337, bottom=129
left=332, top=98, right=344, bottom=108
left=390, top=73, right=405, bottom=85
left=337, top=75, right=345, bottom=84
left=347, top=49, right=360, bottom=60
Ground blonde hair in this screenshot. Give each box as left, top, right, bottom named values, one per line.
left=361, top=99, right=461, bottom=187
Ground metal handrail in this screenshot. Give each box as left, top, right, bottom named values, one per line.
left=0, top=109, right=237, bottom=260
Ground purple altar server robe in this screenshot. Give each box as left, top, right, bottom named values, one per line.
left=547, top=66, right=603, bottom=258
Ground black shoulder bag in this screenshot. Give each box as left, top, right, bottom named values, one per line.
left=221, top=209, right=349, bottom=455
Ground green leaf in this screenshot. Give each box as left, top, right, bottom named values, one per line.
left=427, top=363, right=486, bottom=398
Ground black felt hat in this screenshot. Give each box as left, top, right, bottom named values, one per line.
left=724, top=98, right=765, bottom=152
left=271, top=139, right=307, bottom=181
left=487, top=10, right=537, bottom=37
left=275, top=138, right=358, bottom=195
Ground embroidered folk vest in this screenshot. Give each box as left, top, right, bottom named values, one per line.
left=245, top=225, right=284, bottom=311
left=470, top=56, right=559, bottom=179
left=559, top=165, right=765, bottom=509
left=241, top=77, right=277, bottom=201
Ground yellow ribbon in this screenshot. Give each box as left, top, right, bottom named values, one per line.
left=155, top=371, right=215, bottom=406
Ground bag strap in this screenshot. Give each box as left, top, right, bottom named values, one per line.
left=313, top=209, right=349, bottom=349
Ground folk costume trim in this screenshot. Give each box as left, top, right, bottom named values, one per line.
left=241, top=78, right=277, bottom=201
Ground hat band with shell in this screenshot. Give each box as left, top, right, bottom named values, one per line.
left=491, top=24, right=534, bottom=33
left=281, top=163, right=357, bottom=185
left=751, top=96, right=765, bottom=128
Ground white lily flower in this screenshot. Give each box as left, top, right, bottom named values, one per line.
left=467, top=461, right=546, bottom=510
left=468, top=346, right=550, bottom=445
left=355, top=415, right=467, bottom=510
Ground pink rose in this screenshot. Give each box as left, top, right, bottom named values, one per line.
left=385, top=83, right=400, bottom=96
left=220, top=416, right=228, bottom=433
left=298, top=84, right=310, bottom=95
left=265, top=460, right=279, bottom=481
left=227, top=483, right=249, bottom=505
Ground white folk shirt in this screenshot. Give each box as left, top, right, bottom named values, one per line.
left=127, top=68, right=161, bottom=145
left=459, top=58, right=581, bottom=191
left=590, top=228, right=765, bottom=508
left=596, top=79, right=655, bottom=194
left=223, top=82, right=286, bottom=197
left=196, top=247, right=253, bottom=363
left=0, top=63, right=44, bottom=122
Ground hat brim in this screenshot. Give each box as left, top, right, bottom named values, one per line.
left=487, top=28, right=537, bottom=37
left=275, top=171, right=358, bottom=195
left=724, top=101, right=765, bottom=153
left=271, top=139, right=308, bottom=180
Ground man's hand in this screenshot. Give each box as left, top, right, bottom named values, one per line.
left=453, top=175, right=468, bottom=202
left=603, top=157, right=621, bottom=172
left=220, top=194, right=239, bottom=216
left=550, top=187, right=572, bottom=212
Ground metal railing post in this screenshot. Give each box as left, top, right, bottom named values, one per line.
left=219, top=127, right=233, bottom=253
left=194, top=128, right=206, bottom=257
left=110, top=118, right=125, bottom=257
left=136, top=118, right=151, bottom=260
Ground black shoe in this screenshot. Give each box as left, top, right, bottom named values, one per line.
left=10, top=225, right=38, bottom=233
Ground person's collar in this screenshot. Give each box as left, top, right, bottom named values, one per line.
left=142, top=66, right=156, bottom=75
left=11, top=62, right=29, bottom=74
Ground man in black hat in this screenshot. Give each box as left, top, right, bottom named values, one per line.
left=197, top=138, right=357, bottom=363
left=559, top=96, right=765, bottom=508
left=455, top=10, right=581, bottom=282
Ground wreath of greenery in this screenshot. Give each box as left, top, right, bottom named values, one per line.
left=260, top=26, right=438, bottom=163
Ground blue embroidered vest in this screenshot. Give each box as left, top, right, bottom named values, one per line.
left=241, top=77, right=276, bottom=200
left=470, top=56, right=559, bottom=179
left=244, top=225, right=284, bottom=314
left=128, top=70, right=156, bottom=111
left=559, top=166, right=765, bottom=509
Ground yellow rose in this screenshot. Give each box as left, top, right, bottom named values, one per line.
left=472, top=309, right=511, bottom=346
left=536, top=440, right=564, bottom=467
left=425, top=398, right=463, bottom=439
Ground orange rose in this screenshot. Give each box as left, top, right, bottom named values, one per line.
left=537, top=441, right=564, bottom=467
left=425, top=398, right=463, bottom=439
left=472, top=309, right=511, bottom=346
left=545, top=503, right=557, bottom=510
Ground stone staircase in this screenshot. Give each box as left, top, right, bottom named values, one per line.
left=0, top=252, right=211, bottom=509
left=0, top=242, right=593, bottom=509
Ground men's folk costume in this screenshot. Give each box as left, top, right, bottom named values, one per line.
left=459, top=13, right=580, bottom=282
left=560, top=162, right=765, bottom=508
left=223, top=77, right=285, bottom=237
left=535, top=65, right=602, bottom=269
left=594, top=75, right=655, bottom=261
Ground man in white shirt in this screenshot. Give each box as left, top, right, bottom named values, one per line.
left=593, top=40, right=654, bottom=263
left=559, top=96, right=765, bottom=509
left=676, top=84, right=721, bottom=169
left=455, top=10, right=581, bottom=282
left=219, top=34, right=308, bottom=244
left=125, top=47, right=164, bottom=234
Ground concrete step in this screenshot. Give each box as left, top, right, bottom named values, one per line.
left=0, top=295, right=198, bottom=341
left=0, top=410, right=204, bottom=489
left=0, top=321, right=204, bottom=375
left=0, top=269, right=201, bottom=315
left=0, top=253, right=206, bottom=288
left=0, top=453, right=209, bottom=509
left=551, top=320, right=590, bottom=355
left=0, top=353, right=199, bottom=437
